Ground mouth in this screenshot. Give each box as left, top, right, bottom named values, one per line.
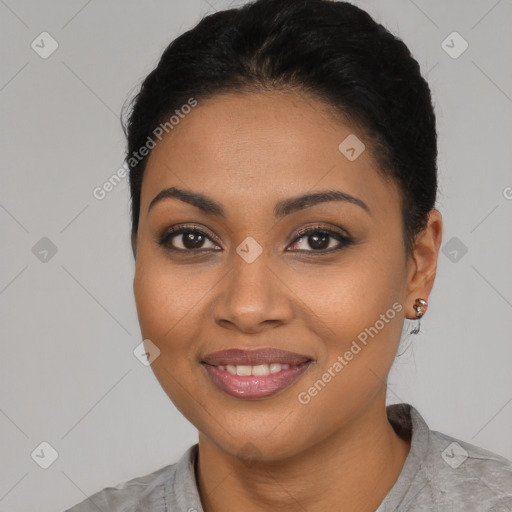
left=201, top=348, right=313, bottom=399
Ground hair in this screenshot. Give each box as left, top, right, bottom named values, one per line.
left=122, top=0, right=438, bottom=257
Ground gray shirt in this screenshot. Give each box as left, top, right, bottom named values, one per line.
left=65, top=403, right=512, bottom=511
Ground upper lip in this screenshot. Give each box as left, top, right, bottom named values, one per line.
left=201, top=348, right=312, bottom=366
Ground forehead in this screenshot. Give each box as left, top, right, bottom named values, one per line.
left=141, top=91, right=400, bottom=220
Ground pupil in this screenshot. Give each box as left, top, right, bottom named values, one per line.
left=183, top=232, right=204, bottom=249
left=309, top=233, right=329, bottom=250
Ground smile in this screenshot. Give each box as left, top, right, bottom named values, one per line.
left=203, top=362, right=311, bottom=399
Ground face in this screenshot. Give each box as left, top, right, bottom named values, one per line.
left=132, top=91, right=416, bottom=461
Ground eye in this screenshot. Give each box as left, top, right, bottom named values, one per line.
left=159, top=225, right=221, bottom=253
left=287, top=226, right=353, bottom=253
left=158, top=224, right=353, bottom=255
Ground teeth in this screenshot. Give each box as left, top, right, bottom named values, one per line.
left=270, top=363, right=281, bottom=374
left=252, top=364, right=270, bottom=376
left=217, top=363, right=294, bottom=375
left=236, top=365, right=252, bottom=376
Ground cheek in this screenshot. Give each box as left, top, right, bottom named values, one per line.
left=132, top=245, right=203, bottom=344
left=291, top=247, right=406, bottom=340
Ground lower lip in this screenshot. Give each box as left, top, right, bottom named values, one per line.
left=203, top=362, right=311, bottom=399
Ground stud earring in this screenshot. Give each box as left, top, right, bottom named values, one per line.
left=410, top=298, right=427, bottom=335
left=413, top=298, right=428, bottom=318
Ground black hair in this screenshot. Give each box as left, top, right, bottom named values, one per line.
left=122, top=0, right=437, bottom=257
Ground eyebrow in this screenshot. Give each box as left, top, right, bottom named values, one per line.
left=147, top=186, right=371, bottom=218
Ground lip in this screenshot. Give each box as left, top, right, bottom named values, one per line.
left=201, top=348, right=313, bottom=399
left=202, top=348, right=311, bottom=366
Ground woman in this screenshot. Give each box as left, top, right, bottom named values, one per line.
left=66, top=0, right=512, bottom=510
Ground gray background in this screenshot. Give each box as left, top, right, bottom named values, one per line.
left=0, top=1, right=511, bottom=510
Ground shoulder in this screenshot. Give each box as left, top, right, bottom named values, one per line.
left=419, top=414, right=512, bottom=509
left=386, top=404, right=512, bottom=511
left=63, top=460, right=177, bottom=512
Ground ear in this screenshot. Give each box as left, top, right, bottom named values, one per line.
left=405, top=208, right=443, bottom=318
left=131, top=231, right=137, bottom=260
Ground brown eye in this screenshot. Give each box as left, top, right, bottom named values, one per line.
left=288, top=227, right=352, bottom=253
left=159, top=227, right=221, bottom=253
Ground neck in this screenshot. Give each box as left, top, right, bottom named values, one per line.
left=196, top=395, right=411, bottom=512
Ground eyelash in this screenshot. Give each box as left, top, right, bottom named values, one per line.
left=158, top=223, right=354, bottom=256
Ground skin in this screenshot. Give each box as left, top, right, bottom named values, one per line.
left=131, top=90, right=443, bottom=512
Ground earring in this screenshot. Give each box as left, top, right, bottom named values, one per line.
left=410, top=298, right=427, bottom=335
left=413, top=298, right=428, bottom=318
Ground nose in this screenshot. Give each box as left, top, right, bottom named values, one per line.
left=211, top=251, right=294, bottom=334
